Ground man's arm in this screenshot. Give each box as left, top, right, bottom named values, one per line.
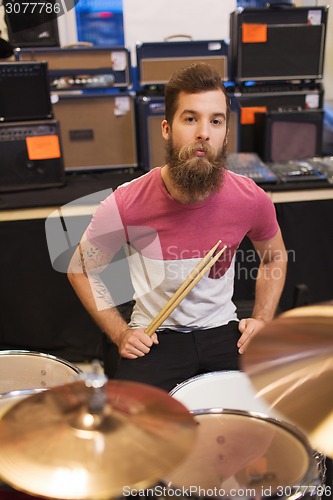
left=237, top=228, right=287, bottom=354
left=67, top=233, right=158, bottom=359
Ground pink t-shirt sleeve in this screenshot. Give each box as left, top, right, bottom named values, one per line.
left=86, top=190, right=127, bottom=255
left=247, top=185, right=279, bottom=241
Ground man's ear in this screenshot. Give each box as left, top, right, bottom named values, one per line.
left=161, top=119, right=171, bottom=140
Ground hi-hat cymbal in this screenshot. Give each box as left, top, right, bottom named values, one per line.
left=0, top=379, right=197, bottom=499
left=241, top=303, right=333, bottom=458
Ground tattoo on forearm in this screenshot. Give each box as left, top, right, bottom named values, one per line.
left=89, top=275, right=114, bottom=309
left=76, top=243, right=113, bottom=275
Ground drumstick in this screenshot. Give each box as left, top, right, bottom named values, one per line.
left=145, top=240, right=221, bottom=336
left=145, top=244, right=227, bottom=337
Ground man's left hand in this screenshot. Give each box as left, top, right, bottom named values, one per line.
left=237, top=318, right=266, bottom=354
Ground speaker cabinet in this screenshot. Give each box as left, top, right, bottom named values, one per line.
left=0, top=61, right=52, bottom=121
left=4, top=0, right=59, bottom=47
left=52, top=92, right=137, bottom=172
left=136, top=94, right=239, bottom=171
left=0, top=120, right=65, bottom=192
left=230, top=6, right=328, bottom=82
left=136, top=40, right=229, bottom=87
left=135, top=96, right=164, bottom=171
left=254, top=109, right=324, bottom=162
left=235, top=83, right=324, bottom=152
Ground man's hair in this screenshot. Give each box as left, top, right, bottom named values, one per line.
left=164, top=62, right=230, bottom=128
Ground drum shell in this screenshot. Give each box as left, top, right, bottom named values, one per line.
left=163, top=409, right=322, bottom=500
left=0, top=350, right=81, bottom=393
left=170, top=370, right=276, bottom=414
left=169, top=372, right=326, bottom=498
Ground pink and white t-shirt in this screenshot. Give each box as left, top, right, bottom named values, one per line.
left=86, top=167, right=279, bottom=330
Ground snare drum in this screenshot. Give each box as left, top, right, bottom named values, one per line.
left=0, top=350, right=81, bottom=394
left=163, top=409, right=322, bottom=499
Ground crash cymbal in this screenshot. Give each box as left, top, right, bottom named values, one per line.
left=0, top=379, right=197, bottom=499
left=241, top=304, right=333, bottom=458
left=282, top=301, right=333, bottom=318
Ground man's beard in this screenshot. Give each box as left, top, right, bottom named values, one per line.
left=165, top=137, right=227, bottom=202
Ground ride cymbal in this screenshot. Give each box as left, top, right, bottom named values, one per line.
left=0, top=379, right=197, bottom=499
left=241, top=304, right=333, bottom=458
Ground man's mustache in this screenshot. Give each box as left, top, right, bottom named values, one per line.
left=178, top=142, right=219, bottom=162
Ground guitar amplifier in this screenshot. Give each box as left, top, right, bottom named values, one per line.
left=234, top=82, right=324, bottom=152
left=230, top=5, right=328, bottom=83
left=0, top=120, right=65, bottom=192
left=0, top=61, right=52, bottom=121
left=18, top=46, right=132, bottom=90
left=4, top=0, right=60, bottom=48
left=136, top=93, right=239, bottom=171
left=52, top=92, right=137, bottom=172
left=136, top=39, right=230, bottom=88
left=254, top=109, right=324, bottom=162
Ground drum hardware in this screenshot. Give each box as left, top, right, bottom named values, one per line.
left=0, top=378, right=197, bottom=499
left=242, top=301, right=333, bottom=458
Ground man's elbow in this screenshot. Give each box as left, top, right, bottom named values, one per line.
left=67, top=269, right=75, bottom=285
left=67, top=258, right=82, bottom=285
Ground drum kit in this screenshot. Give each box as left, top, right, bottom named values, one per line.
left=0, top=302, right=332, bottom=500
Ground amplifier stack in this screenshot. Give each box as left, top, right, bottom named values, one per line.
left=235, top=81, right=324, bottom=158
left=0, top=61, right=65, bottom=192
left=1, top=5, right=330, bottom=188
left=16, top=45, right=137, bottom=173
left=229, top=4, right=329, bottom=163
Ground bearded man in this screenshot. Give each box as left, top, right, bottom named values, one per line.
left=68, top=63, right=287, bottom=391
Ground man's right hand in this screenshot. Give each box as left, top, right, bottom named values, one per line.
left=118, top=328, right=159, bottom=359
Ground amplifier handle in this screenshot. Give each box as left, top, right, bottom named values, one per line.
left=164, top=34, right=193, bottom=42
left=266, top=2, right=296, bottom=8
left=63, top=42, right=94, bottom=49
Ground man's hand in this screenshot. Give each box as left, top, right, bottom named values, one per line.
left=118, top=328, right=159, bottom=359
left=237, top=318, right=266, bottom=354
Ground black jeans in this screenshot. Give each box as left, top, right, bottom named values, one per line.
left=107, top=321, right=240, bottom=392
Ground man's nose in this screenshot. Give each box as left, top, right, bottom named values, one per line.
left=196, top=122, right=209, bottom=141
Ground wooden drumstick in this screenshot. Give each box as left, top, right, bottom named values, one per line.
left=145, top=244, right=226, bottom=337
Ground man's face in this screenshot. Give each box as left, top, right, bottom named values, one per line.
left=162, top=90, right=229, bottom=202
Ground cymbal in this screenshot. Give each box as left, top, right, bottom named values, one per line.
left=241, top=304, right=333, bottom=458
left=281, top=301, right=333, bottom=319
left=0, top=379, right=197, bottom=499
